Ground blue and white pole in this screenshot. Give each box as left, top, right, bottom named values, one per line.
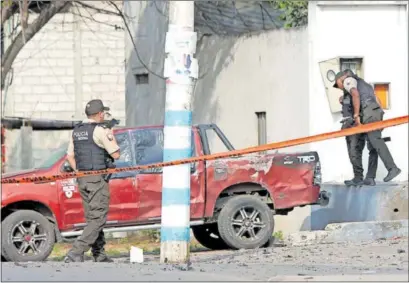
left=160, top=1, right=198, bottom=264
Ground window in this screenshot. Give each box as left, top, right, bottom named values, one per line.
left=114, top=132, right=134, bottom=167
left=373, top=83, right=390, bottom=110
left=255, top=111, right=267, bottom=145
left=36, top=143, right=68, bottom=169
left=205, top=128, right=230, bottom=154
left=134, top=73, right=149, bottom=85
left=130, top=128, right=195, bottom=173
left=110, top=132, right=135, bottom=179
left=340, top=58, right=363, bottom=77
left=131, top=128, right=164, bottom=167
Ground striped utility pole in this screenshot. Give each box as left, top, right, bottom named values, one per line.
left=160, top=1, right=198, bottom=264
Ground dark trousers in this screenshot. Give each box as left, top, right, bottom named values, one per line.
left=361, top=101, right=397, bottom=171
left=70, top=175, right=110, bottom=256
left=345, top=133, right=378, bottom=179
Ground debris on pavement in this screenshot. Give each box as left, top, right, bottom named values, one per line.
left=1, top=237, right=407, bottom=281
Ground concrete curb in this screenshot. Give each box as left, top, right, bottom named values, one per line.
left=309, top=182, right=408, bottom=231
left=288, top=220, right=408, bottom=246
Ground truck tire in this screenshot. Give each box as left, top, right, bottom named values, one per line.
left=1, top=210, right=55, bottom=262
left=217, top=195, right=274, bottom=250
left=192, top=224, right=230, bottom=250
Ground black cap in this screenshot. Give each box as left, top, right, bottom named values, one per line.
left=333, top=71, right=345, bottom=88
left=85, top=99, right=110, bottom=116
left=333, top=69, right=356, bottom=88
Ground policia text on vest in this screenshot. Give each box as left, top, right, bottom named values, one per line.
left=334, top=70, right=401, bottom=185
left=64, top=99, right=121, bottom=264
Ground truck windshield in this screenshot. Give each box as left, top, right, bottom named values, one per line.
left=36, top=143, right=68, bottom=169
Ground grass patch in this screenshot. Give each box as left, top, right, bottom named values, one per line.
left=49, top=231, right=204, bottom=260
left=273, top=230, right=284, bottom=241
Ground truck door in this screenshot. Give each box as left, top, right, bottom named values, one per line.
left=58, top=130, right=139, bottom=229
left=197, top=125, right=236, bottom=217
left=132, top=127, right=205, bottom=223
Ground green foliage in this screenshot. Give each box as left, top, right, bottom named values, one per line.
left=141, top=229, right=161, bottom=242
left=269, top=0, right=308, bottom=28
left=273, top=230, right=284, bottom=240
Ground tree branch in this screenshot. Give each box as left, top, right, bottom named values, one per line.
left=1, top=1, right=18, bottom=25
left=1, top=0, right=70, bottom=87
left=19, top=0, right=29, bottom=43
left=73, top=1, right=120, bottom=17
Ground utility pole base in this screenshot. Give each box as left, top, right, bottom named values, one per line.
left=160, top=241, right=190, bottom=264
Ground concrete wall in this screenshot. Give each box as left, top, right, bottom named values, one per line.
left=193, top=30, right=310, bottom=152
left=2, top=5, right=125, bottom=171
left=308, top=1, right=408, bottom=183
left=309, top=182, right=408, bottom=231
left=124, top=1, right=167, bottom=127
left=125, top=1, right=310, bottom=152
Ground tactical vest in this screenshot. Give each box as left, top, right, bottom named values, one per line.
left=341, top=90, right=353, bottom=118
left=72, top=123, right=110, bottom=171
left=346, top=74, right=377, bottom=107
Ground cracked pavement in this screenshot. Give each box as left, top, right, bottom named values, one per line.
left=1, top=237, right=408, bottom=282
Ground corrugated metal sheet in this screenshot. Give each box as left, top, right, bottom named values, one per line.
left=193, top=1, right=284, bottom=35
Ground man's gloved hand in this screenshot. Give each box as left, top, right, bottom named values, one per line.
left=105, top=156, right=116, bottom=169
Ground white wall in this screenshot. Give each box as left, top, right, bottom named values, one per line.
left=308, top=1, right=408, bottom=183
left=193, top=30, right=311, bottom=152
left=2, top=5, right=125, bottom=170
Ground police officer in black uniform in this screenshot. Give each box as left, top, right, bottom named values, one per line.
left=334, top=70, right=401, bottom=183
left=340, top=81, right=378, bottom=186
left=64, top=99, right=120, bottom=263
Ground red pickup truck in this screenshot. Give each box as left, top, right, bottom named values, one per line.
left=1, top=123, right=328, bottom=262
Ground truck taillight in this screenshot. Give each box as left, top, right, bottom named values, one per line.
left=313, top=161, right=322, bottom=185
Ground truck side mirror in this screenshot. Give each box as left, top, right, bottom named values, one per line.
left=62, top=160, right=74, bottom=173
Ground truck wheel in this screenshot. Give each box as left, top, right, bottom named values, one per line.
left=217, top=195, right=274, bottom=250
left=192, top=224, right=230, bottom=250
left=1, top=210, right=55, bottom=262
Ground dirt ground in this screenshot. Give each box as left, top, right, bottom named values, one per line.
left=48, top=233, right=204, bottom=261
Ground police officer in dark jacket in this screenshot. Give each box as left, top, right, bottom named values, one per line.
left=340, top=85, right=378, bottom=186
left=64, top=99, right=120, bottom=263
left=334, top=70, right=401, bottom=183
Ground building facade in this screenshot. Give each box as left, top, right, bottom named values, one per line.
left=2, top=3, right=126, bottom=171
left=308, top=1, right=408, bottom=184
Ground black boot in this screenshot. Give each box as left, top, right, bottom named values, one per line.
left=363, top=178, right=376, bottom=186
left=93, top=253, right=113, bottom=263
left=64, top=251, right=84, bottom=263
left=383, top=167, right=401, bottom=182
left=344, top=177, right=364, bottom=186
